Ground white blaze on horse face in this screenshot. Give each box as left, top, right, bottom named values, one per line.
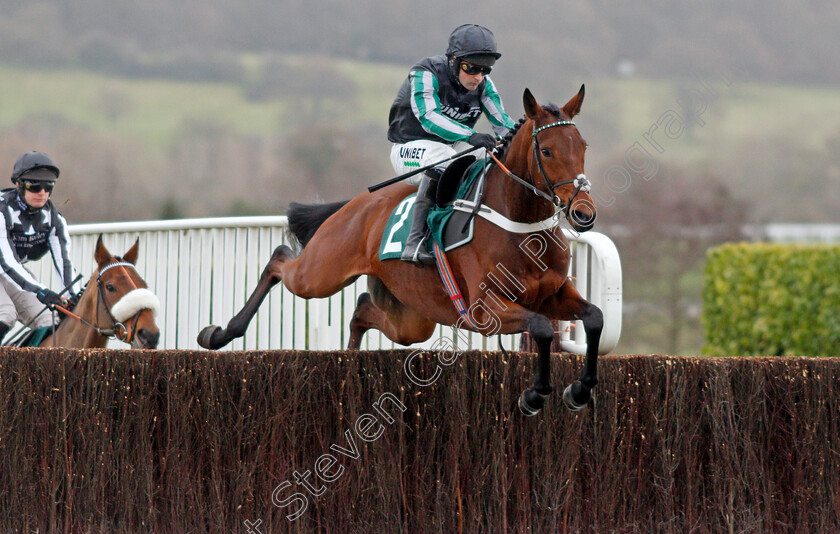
left=109, top=288, right=161, bottom=322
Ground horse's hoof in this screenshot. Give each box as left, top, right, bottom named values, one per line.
left=563, top=381, right=590, bottom=411
left=518, top=389, right=548, bottom=417
left=197, top=325, right=224, bottom=350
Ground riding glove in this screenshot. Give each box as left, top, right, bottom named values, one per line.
left=36, top=288, right=64, bottom=306
left=468, top=132, right=497, bottom=151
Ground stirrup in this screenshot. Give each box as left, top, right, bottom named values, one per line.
left=401, top=237, right=435, bottom=266
left=401, top=248, right=435, bottom=266
left=413, top=249, right=436, bottom=266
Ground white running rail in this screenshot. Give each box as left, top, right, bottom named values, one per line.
left=24, top=216, right=621, bottom=353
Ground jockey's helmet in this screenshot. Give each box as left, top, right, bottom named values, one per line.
left=446, top=24, right=501, bottom=68
left=11, top=151, right=59, bottom=184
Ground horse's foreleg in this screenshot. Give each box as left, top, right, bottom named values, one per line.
left=518, top=313, right=556, bottom=416
left=543, top=282, right=603, bottom=411
left=197, top=245, right=293, bottom=350
left=560, top=302, right=602, bottom=410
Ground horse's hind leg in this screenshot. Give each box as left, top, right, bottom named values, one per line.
left=197, top=245, right=294, bottom=350
left=348, top=278, right=437, bottom=349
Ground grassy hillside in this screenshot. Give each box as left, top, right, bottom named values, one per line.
left=3, top=58, right=839, bottom=224
left=0, top=65, right=287, bottom=148
left=4, top=61, right=839, bottom=162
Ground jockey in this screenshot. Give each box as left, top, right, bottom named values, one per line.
left=388, top=23, right=515, bottom=265
left=0, top=151, right=80, bottom=342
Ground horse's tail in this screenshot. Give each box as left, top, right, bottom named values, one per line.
left=288, top=200, right=350, bottom=249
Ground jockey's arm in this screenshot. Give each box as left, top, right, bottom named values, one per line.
left=409, top=69, right=475, bottom=143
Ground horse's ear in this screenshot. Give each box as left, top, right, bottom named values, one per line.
left=94, top=234, right=111, bottom=267
left=523, top=88, right=541, bottom=119
left=561, top=84, right=585, bottom=119
left=124, top=238, right=140, bottom=265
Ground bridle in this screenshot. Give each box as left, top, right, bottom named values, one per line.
left=56, top=260, right=147, bottom=343
left=488, top=119, right=592, bottom=221
left=95, top=260, right=145, bottom=343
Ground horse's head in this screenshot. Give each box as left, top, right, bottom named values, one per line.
left=93, top=235, right=161, bottom=349
left=522, top=86, right=596, bottom=232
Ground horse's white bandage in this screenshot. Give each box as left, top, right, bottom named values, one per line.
left=109, top=288, right=161, bottom=322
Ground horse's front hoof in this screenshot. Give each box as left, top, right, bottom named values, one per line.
left=518, top=388, right=548, bottom=417
left=563, top=381, right=590, bottom=411
left=197, top=325, right=225, bottom=350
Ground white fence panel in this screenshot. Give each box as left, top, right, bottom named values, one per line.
left=22, top=216, right=621, bottom=353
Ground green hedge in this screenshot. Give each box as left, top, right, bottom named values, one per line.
left=703, top=243, right=840, bottom=356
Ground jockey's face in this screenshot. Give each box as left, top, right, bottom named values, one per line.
left=21, top=180, right=52, bottom=209
left=458, top=60, right=487, bottom=91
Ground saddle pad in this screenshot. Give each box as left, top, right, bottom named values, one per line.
left=10, top=325, right=51, bottom=347
left=378, top=159, right=488, bottom=262
left=378, top=193, right=419, bottom=260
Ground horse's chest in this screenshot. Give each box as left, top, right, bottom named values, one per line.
left=520, top=272, right=567, bottom=306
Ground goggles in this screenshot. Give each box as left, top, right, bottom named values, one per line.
left=460, top=61, right=491, bottom=76
left=21, top=180, right=54, bottom=193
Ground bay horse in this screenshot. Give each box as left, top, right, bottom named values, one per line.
left=198, top=87, right=602, bottom=416
left=39, top=236, right=161, bottom=349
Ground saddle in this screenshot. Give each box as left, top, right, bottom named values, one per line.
left=378, top=156, right=488, bottom=261
left=6, top=325, right=53, bottom=347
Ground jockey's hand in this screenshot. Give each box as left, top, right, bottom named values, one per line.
left=468, top=132, right=497, bottom=151
left=36, top=288, right=64, bottom=307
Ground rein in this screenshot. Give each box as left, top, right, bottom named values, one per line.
left=54, top=302, right=133, bottom=340
left=488, top=119, right=592, bottom=220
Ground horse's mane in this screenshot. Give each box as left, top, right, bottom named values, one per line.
left=495, top=117, right=527, bottom=159
left=53, top=283, right=88, bottom=329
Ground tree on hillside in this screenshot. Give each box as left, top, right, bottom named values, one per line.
left=724, top=134, right=840, bottom=223
left=595, top=159, right=751, bottom=354
left=281, top=123, right=391, bottom=202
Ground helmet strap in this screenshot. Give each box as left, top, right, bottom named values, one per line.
left=449, top=57, right=463, bottom=83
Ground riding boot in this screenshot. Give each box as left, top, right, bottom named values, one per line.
left=401, top=171, right=439, bottom=266
left=0, top=322, right=10, bottom=346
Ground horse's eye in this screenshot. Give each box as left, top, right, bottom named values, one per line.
left=541, top=147, right=552, bottom=158
left=105, top=284, right=116, bottom=292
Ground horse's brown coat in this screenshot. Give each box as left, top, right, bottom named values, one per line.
left=199, top=87, right=603, bottom=414
left=40, top=236, right=160, bottom=349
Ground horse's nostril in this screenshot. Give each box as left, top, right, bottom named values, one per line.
left=137, top=328, right=160, bottom=349
left=572, top=209, right=594, bottom=223
left=571, top=209, right=596, bottom=231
